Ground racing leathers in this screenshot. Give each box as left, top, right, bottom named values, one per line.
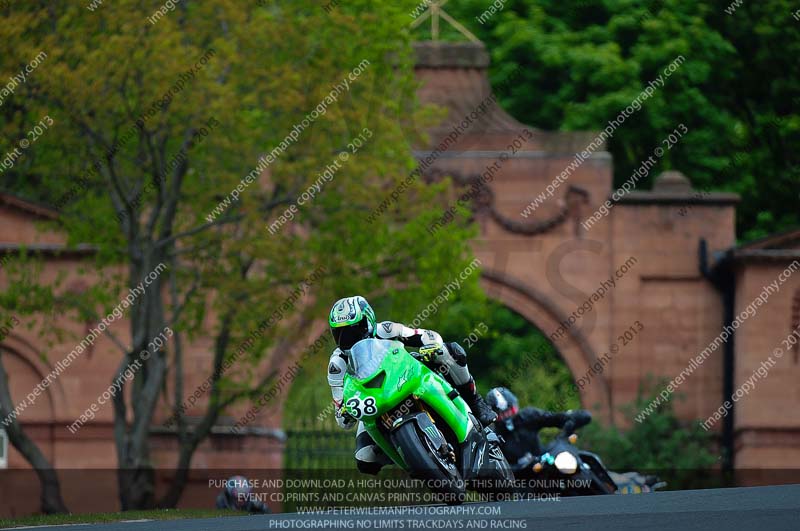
left=495, top=407, right=592, bottom=466
left=215, top=490, right=271, bottom=514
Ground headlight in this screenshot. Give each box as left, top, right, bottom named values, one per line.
left=554, top=451, right=578, bottom=474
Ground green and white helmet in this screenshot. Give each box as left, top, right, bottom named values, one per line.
left=329, top=295, right=377, bottom=351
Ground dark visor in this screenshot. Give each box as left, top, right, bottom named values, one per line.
left=331, top=318, right=368, bottom=350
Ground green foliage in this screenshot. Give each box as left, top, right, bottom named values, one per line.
left=445, top=0, right=800, bottom=240
left=435, top=298, right=581, bottom=413
left=283, top=334, right=340, bottom=430
left=0, top=0, right=481, bottom=507
left=581, top=380, right=719, bottom=489
left=0, top=509, right=241, bottom=529
left=0, top=0, right=476, bottom=394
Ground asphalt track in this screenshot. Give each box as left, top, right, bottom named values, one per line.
left=16, top=484, right=800, bottom=531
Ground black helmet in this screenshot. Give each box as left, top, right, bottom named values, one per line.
left=486, top=387, right=519, bottom=421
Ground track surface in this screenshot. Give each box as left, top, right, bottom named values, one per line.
left=16, top=484, right=800, bottom=531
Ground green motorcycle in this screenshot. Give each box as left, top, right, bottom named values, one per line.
left=342, top=338, right=514, bottom=504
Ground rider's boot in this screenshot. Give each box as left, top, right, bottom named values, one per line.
left=355, top=424, right=392, bottom=475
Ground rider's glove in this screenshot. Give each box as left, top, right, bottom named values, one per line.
left=415, top=344, right=444, bottom=364
left=336, top=405, right=357, bottom=429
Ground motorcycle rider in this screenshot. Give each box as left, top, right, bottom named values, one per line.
left=215, top=475, right=271, bottom=514
left=486, top=387, right=592, bottom=466
left=327, top=295, right=497, bottom=474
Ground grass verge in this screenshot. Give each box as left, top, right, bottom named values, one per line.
left=0, top=508, right=242, bottom=529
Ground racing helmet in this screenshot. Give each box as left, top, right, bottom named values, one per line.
left=328, top=296, right=377, bottom=351
left=225, top=475, right=251, bottom=509
left=486, top=387, right=519, bottom=422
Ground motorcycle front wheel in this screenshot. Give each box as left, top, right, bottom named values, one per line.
left=392, top=421, right=466, bottom=505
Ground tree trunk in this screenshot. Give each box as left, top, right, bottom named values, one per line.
left=0, top=352, right=68, bottom=514
left=158, top=437, right=198, bottom=508
left=158, top=308, right=237, bottom=508
left=114, top=256, right=168, bottom=511
left=117, top=464, right=156, bottom=510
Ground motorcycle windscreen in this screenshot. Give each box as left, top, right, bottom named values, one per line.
left=348, top=338, right=397, bottom=380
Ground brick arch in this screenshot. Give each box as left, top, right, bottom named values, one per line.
left=480, top=270, right=611, bottom=423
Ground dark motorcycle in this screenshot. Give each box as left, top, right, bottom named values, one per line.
left=511, top=420, right=664, bottom=496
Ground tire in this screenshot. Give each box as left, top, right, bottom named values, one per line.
left=567, top=472, right=614, bottom=496
left=488, top=445, right=515, bottom=483
left=473, top=441, right=515, bottom=496
left=392, top=421, right=466, bottom=505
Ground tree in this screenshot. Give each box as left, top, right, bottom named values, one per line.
left=445, top=0, right=800, bottom=240
left=0, top=258, right=73, bottom=514
left=0, top=352, right=68, bottom=514
left=1, top=0, right=473, bottom=510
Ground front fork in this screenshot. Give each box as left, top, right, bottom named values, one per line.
left=389, top=410, right=457, bottom=469
left=389, top=401, right=501, bottom=480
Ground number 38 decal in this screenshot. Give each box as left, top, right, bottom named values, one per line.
left=346, top=396, right=377, bottom=418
